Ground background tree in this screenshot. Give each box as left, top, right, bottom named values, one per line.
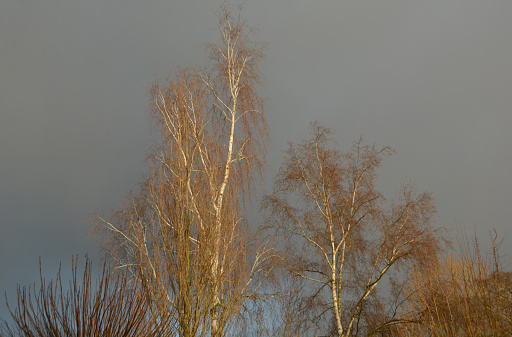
left=390, top=231, right=512, bottom=337
left=262, top=123, right=444, bottom=337
left=98, top=7, right=269, bottom=337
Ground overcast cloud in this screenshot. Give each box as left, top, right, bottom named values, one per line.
left=1, top=0, right=511, bottom=321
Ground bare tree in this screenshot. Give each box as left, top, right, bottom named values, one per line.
left=390, top=231, right=512, bottom=337
left=97, top=7, right=269, bottom=337
left=262, top=123, right=444, bottom=337
left=1, top=257, right=157, bottom=337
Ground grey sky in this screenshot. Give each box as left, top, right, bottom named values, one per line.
left=1, top=0, right=511, bottom=320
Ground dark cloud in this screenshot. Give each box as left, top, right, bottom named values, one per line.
left=1, top=0, right=511, bottom=321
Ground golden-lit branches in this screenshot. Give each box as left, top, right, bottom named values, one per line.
left=262, top=122, right=443, bottom=337
left=98, top=7, right=268, bottom=337
left=389, top=231, right=512, bottom=337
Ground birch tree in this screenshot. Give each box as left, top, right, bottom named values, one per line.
left=262, top=123, right=443, bottom=337
left=98, top=8, right=268, bottom=337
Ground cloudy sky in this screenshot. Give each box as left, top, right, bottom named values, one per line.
left=1, top=0, right=511, bottom=320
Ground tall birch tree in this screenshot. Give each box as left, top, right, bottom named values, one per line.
left=99, top=8, right=268, bottom=337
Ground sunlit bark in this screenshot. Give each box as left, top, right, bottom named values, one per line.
left=98, top=7, right=268, bottom=337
